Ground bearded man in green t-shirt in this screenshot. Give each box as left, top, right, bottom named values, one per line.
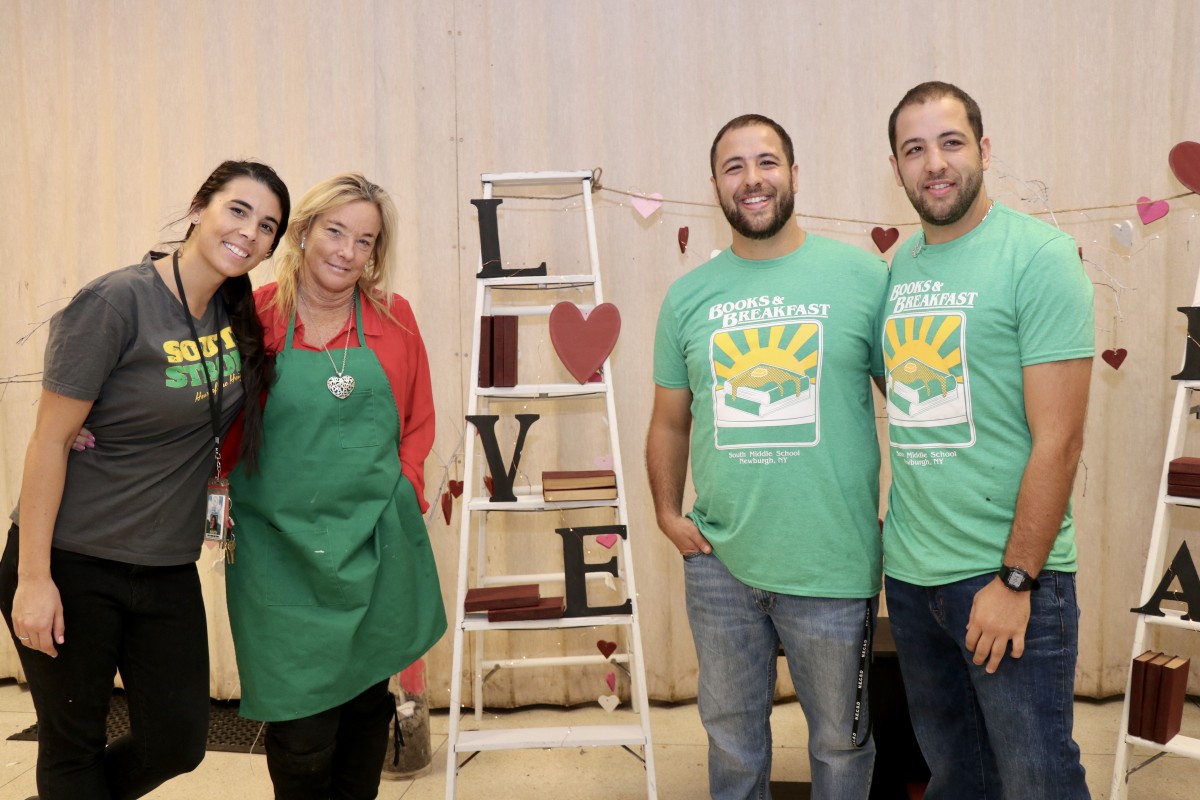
left=647, top=114, right=888, bottom=799
left=880, top=81, right=1093, bottom=799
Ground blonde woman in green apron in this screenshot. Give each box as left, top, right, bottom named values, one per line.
left=225, top=174, right=445, bottom=799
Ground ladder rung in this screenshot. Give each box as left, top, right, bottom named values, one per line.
left=482, top=274, right=596, bottom=288
left=1140, top=610, right=1200, bottom=632
left=1122, top=732, right=1200, bottom=758
left=476, top=383, right=608, bottom=399
left=462, top=613, right=635, bottom=632
left=482, top=170, right=593, bottom=186
left=482, top=654, right=630, bottom=670
left=455, top=724, right=645, bottom=751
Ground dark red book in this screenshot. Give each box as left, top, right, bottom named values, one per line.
left=1140, top=653, right=1173, bottom=739
left=1168, top=471, right=1200, bottom=486
left=464, top=584, right=540, bottom=613
left=1167, top=483, right=1200, bottom=498
left=488, top=595, right=565, bottom=622
left=478, top=316, right=494, bottom=387
left=1151, top=656, right=1190, bottom=744
left=493, top=316, right=518, bottom=387
left=1128, top=650, right=1161, bottom=737
left=1169, top=457, right=1200, bottom=475
left=542, top=470, right=617, bottom=490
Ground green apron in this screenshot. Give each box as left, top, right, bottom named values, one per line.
left=227, top=293, right=446, bottom=722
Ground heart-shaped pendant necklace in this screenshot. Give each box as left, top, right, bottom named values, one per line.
left=302, top=295, right=356, bottom=400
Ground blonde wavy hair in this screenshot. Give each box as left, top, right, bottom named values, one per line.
left=268, top=173, right=401, bottom=322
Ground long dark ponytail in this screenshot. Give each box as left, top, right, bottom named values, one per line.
left=183, top=160, right=291, bottom=473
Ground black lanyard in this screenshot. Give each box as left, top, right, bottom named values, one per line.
left=172, top=250, right=225, bottom=472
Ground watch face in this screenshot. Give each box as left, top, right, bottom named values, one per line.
left=1005, top=572, right=1022, bottom=589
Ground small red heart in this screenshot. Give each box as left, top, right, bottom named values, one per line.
left=483, top=476, right=494, bottom=496
left=549, top=302, right=622, bottom=384
left=678, top=226, right=689, bottom=254
left=605, top=671, right=616, bottom=692
left=871, top=227, right=900, bottom=253
left=441, top=492, right=453, bottom=524
left=448, top=480, right=463, bottom=498
left=1102, top=348, right=1127, bottom=370
left=1170, top=141, right=1200, bottom=195
left=596, top=640, right=617, bottom=660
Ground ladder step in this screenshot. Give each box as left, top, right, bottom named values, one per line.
left=1122, top=732, right=1200, bottom=758
left=1164, top=494, right=1200, bottom=508
left=482, top=170, right=593, bottom=186
left=482, top=274, right=595, bottom=288
left=462, top=613, right=635, bottom=631
left=482, top=654, right=630, bottom=670
left=1141, top=610, right=1200, bottom=632
left=468, top=494, right=619, bottom=512
left=455, top=724, right=646, bottom=751
left=477, top=383, right=608, bottom=399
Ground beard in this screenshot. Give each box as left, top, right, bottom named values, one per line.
left=720, top=186, right=796, bottom=241
left=904, top=160, right=984, bottom=228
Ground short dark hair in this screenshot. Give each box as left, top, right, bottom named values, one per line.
left=888, top=82, right=984, bottom=157
left=710, top=114, right=795, bottom=176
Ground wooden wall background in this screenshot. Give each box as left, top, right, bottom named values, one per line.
left=2, top=0, right=1199, bottom=707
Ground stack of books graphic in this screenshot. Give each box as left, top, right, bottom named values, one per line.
left=541, top=470, right=617, bottom=502
left=1167, top=457, right=1200, bottom=498
left=1127, top=650, right=1191, bottom=743
left=724, top=364, right=809, bottom=416
left=463, top=584, right=564, bottom=622
left=889, top=357, right=957, bottom=416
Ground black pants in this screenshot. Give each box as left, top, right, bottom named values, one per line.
left=0, top=525, right=209, bottom=800
left=266, top=679, right=393, bottom=800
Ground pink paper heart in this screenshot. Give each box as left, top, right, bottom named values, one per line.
left=549, top=302, right=621, bottom=384
left=596, top=533, right=618, bottom=549
left=605, top=672, right=616, bottom=692
left=631, top=192, right=663, bottom=219
left=871, top=227, right=899, bottom=253
left=1169, top=141, right=1200, bottom=194
left=1137, top=196, right=1169, bottom=225
left=1102, top=348, right=1127, bottom=370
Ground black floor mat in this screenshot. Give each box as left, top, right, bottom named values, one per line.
left=7, top=693, right=267, bottom=754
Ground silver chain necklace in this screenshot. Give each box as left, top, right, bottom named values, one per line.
left=912, top=200, right=995, bottom=258
left=299, top=294, right=356, bottom=400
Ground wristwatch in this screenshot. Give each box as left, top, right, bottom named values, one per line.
left=998, top=564, right=1040, bottom=592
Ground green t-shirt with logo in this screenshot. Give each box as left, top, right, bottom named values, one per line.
left=880, top=203, right=1094, bottom=585
left=653, top=234, right=888, bottom=597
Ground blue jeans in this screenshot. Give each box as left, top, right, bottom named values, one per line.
left=884, top=573, right=1089, bottom=800
left=0, top=524, right=209, bottom=800
left=683, top=552, right=876, bottom=800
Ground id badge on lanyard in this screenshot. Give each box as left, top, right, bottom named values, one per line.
left=174, top=251, right=235, bottom=562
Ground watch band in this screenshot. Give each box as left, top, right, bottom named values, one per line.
left=998, top=564, right=1040, bottom=592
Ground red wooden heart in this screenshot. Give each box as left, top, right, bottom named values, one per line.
left=596, top=639, right=617, bottom=659
left=483, top=476, right=494, bottom=496
left=871, top=226, right=900, bottom=253
left=448, top=480, right=463, bottom=498
left=1102, top=348, right=1127, bottom=370
left=678, top=226, right=689, bottom=254
left=549, top=302, right=622, bottom=384
left=1169, top=141, right=1200, bottom=195
left=441, top=491, right=453, bottom=524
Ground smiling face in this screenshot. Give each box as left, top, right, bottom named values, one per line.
left=890, top=96, right=992, bottom=244
left=711, top=124, right=799, bottom=245
left=300, top=200, right=383, bottom=300
left=189, top=176, right=283, bottom=279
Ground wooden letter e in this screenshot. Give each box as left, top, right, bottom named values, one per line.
left=554, top=525, right=633, bottom=618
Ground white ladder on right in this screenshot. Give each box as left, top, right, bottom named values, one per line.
left=1110, top=289, right=1200, bottom=798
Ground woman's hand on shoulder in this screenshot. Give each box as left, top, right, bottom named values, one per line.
left=72, top=426, right=95, bottom=452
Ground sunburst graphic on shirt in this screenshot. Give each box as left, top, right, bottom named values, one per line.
left=882, top=312, right=974, bottom=446
left=709, top=321, right=822, bottom=447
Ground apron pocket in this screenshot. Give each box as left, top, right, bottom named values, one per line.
left=339, top=389, right=381, bottom=449
left=263, top=527, right=347, bottom=607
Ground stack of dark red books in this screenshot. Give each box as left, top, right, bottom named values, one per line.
left=1127, top=649, right=1191, bottom=743
left=478, top=315, right=519, bottom=388
left=541, top=470, right=617, bottom=502
left=464, top=583, right=564, bottom=622
left=1168, top=457, right=1200, bottom=498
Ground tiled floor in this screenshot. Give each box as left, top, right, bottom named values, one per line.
left=0, top=680, right=1196, bottom=799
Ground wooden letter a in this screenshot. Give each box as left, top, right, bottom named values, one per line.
left=466, top=414, right=540, bottom=502
left=1130, top=541, right=1200, bottom=621
left=553, top=525, right=633, bottom=618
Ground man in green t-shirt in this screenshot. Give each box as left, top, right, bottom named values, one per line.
left=880, top=81, right=1093, bottom=798
left=647, top=114, right=887, bottom=799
